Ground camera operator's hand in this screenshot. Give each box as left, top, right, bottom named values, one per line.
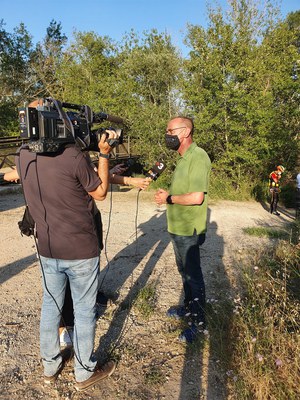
left=89, top=130, right=118, bottom=201
left=98, top=129, right=118, bottom=154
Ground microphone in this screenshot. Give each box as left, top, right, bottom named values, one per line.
left=96, top=112, right=124, bottom=124
left=145, top=160, right=166, bottom=181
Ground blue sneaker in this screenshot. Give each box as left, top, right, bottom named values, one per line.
left=178, top=324, right=198, bottom=343
left=166, top=305, right=188, bottom=320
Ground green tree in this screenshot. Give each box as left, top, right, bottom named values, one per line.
left=31, top=19, right=67, bottom=98
left=115, top=29, right=182, bottom=168
left=285, top=10, right=300, bottom=173
left=0, top=20, right=33, bottom=134
left=182, top=0, right=299, bottom=190
left=56, top=29, right=182, bottom=172
left=55, top=31, right=118, bottom=109
left=259, top=20, right=300, bottom=171
left=286, top=10, right=300, bottom=52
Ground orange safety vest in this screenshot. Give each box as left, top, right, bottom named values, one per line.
left=269, top=171, right=280, bottom=188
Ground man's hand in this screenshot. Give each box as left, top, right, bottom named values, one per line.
left=155, top=188, right=169, bottom=205
left=89, top=130, right=118, bottom=201
left=130, top=177, right=151, bottom=190
left=110, top=163, right=128, bottom=175
left=98, top=129, right=119, bottom=154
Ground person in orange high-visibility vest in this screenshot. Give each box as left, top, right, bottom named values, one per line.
left=269, top=165, right=285, bottom=215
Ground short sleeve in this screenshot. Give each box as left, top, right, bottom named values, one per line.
left=188, top=150, right=211, bottom=193
left=75, top=154, right=101, bottom=192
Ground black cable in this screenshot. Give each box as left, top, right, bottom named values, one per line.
left=98, top=183, right=113, bottom=290
left=135, top=189, right=141, bottom=255
left=108, top=188, right=142, bottom=353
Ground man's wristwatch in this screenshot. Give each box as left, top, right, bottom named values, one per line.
left=99, top=153, right=111, bottom=159
left=166, top=195, right=174, bottom=205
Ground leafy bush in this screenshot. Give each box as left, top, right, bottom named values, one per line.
left=209, top=171, right=253, bottom=201
left=280, top=183, right=297, bottom=208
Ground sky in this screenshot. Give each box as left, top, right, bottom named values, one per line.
left=1, top=0, right=300, bottom=56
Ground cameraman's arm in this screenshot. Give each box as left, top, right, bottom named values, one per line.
left=88, top=132, right=112, bottom=201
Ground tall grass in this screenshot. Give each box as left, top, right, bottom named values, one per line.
left=228, top=234, right=300, bottom=399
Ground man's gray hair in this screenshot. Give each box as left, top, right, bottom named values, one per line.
left=170, top=116, right=194, bottom=136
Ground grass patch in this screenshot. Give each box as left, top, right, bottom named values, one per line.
left=143, top=364, right=166, bottom=386
left=243, top=226, right=288, bottom=239
left=133, top=283, right=157, bottom=320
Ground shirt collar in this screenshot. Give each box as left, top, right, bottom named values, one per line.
left=180, top=142, right=197, bottom=159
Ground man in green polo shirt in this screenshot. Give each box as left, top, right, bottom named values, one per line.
left=155, top=116, right=211, bottom=343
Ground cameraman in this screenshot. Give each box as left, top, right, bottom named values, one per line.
left=4, top=119, right=117, bottom=391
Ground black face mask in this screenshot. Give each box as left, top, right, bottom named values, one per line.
left=165, top=134, right=180, bottom=151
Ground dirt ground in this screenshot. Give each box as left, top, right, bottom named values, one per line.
left=0, top=184, right=296, bottom=400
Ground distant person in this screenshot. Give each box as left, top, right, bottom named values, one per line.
left=155, top=116, right=211, bottom=343
left=269, top=165, right=285, bottom=216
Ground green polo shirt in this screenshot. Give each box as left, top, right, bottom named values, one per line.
left=167, top=142, right=211, bottom=236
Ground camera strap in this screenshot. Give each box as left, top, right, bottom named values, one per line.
left=51, top=98, right=75, bottom=138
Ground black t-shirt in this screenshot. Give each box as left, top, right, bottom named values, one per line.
left=16, top=146, right=101, bottom=259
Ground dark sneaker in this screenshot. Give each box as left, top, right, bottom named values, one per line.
left=166, top=305, right=188, bottom=320
left=74, top=360, right=116, bottom=392
left=273, top=211, right=280, bottom=216
left=178, top=324, right=199, bottom=343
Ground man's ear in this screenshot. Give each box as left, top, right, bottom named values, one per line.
left=183, top=128, right=192, bottom=138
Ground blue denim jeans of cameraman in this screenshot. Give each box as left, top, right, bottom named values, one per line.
left=39, top=256, right=99, bottom=382
left=169, top=232, right=206, bottom=325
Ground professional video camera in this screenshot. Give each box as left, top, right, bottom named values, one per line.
left=19, top=98, right=124, bottom=153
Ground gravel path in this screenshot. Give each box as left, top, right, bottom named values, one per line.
left=0, top=185, right=295, bottom=400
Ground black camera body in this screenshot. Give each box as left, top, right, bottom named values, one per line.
left=19, top=98, right=124, bottom=153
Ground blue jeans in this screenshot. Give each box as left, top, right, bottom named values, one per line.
left=39, top=256, right=99, bottom=382
left=169, top=232, right=206, bottom=324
